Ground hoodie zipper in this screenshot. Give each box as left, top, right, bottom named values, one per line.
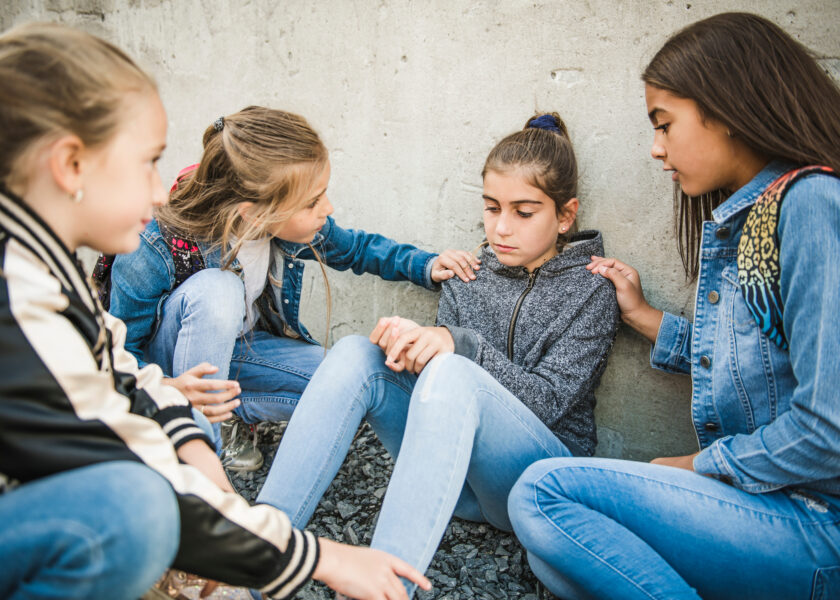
left=507, top=268, right=539, bottom=360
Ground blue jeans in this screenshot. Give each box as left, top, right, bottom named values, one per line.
left=257, top=335, right=573, bottom=595
left=144, top=268, right=324, bottom=447
left=0, top=461, right=179, bottom=600
left=508, top=457, right=840, bottom=600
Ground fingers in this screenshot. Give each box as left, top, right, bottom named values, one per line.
left=194, top=397, right=239, bottom=423
left=432, top=250, right=481, bottom=283
left=369, top=316, right=397, bottom=346
left=199, top=580, right=219, bottom=598
left=183, top=362, right=219, bottom=378
left=386, top=329, right=421, bottom=368
left=391, top=558, right=431, bottom=592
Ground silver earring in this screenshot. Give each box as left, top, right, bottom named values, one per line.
left=72, top=189, right=83, bottom=203
left=560, top=226, right=567, bottom=232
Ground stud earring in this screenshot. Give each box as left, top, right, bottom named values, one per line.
left=72, top=189, right=83, bottom=203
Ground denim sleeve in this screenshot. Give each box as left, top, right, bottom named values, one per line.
left=302, top=217, right=438, bottom=289
left=694, top=175, right=840, bottom=492
left=649, top=311, right=693, bottom=375
left=108, top=235, right=173, bottom=370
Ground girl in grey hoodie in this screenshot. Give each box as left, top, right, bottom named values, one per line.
left=257, top=112, right=619, bottom=596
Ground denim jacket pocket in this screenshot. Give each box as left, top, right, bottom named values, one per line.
left=811, top=566, right=840, bottom=600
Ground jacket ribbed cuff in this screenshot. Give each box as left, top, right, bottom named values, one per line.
left=155, top=406, right=214, bottom=451
left=263, top=529, right=320, bottom=599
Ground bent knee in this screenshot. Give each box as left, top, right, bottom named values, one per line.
left=177, top=269, right=245, bottom=327
left=329, top=334, right=387, bottom=368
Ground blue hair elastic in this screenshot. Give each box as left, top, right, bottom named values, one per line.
left=528, top=114, right=562, bottom=134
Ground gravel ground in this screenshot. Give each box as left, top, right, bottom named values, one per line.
left=228, top=420, right=553, bottom=600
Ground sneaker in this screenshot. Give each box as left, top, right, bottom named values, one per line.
left=220, top=418, right=264, bottom=472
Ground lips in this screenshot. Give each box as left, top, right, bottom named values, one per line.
left=494, top=243, right=516, bottom=253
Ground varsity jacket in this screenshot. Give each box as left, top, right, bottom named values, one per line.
left=437, top=231, right=619, bottom=456
left=0, top=190, right=318, bottom=598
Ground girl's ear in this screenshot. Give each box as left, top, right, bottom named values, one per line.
left=236, top=201, right=256, bottom=223
left=46, top=134, right=85, bottom=196
left=559, top=197, right=579, bottom=233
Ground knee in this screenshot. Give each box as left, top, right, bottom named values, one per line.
left=328, top=334, right=387, bottom=371
left=413, top=353, right=481, bottom=408
left=177, top=269, right=245, bottom=331
left=509, top=459, right=573, bottom=534
left=108, top=462, right=180, bottom=567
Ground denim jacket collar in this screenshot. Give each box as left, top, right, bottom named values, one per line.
left=712, top=160, right=796, bottom=224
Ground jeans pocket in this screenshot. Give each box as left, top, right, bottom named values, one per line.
left=811, top=566, right=840, bottom=600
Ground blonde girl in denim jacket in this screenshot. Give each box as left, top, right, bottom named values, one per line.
left=509, top=12, right=840, bottom=600
left=105, top=107, right=478, bottom=467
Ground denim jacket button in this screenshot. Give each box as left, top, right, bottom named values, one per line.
left=288, top=262, right=294, bottom=268
left=707, top=290, right=720, bottom=304
left=699, top=355, right=712, bottom=368
left=715, top=227, right=730, bottom=240
left=704, top=421, right=718, bottom=431
left=284, top=299, right=290, bottom=304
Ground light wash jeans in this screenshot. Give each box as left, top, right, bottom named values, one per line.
left=144, top=268, right=324, bottom=448
left=0, top=461, right=179, bottom=600
left=508, top=457, right=840, bottom=600
left=257, top=335, right=574, bottom=595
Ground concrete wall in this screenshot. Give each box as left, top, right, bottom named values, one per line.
left=3, top=0, right=839, bottom=460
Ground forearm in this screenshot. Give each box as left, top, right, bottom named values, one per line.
left=623, top=304, right=664, bottom=344
left=177, top=439, right=234, bottom=492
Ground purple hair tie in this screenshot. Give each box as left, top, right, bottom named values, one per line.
left=528, top=114, right=562, bottom=134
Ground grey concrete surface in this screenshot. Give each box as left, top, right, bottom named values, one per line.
left=3, top=0, right=838, bottom=460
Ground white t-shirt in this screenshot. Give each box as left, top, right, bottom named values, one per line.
left=235, top=237, right=272, bottom=335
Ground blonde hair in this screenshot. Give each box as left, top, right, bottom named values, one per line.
left=157, top=106, right=329, bottom=268
left=0, top=22, right=157, bottom=192
left=158, top=106, right=333, bottom=345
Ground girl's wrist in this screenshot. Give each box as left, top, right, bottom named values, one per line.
left=623, top=304, right=663, bottom=343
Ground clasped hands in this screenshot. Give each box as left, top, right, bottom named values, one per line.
left=369, top=316, right=454, bottom=375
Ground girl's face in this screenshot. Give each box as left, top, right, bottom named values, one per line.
left=645, top=85, right=765, bottom=196
left=270, top=160, right=333, bottom=243
left=482, top=168, right=574, bottom=272
left=76, top=92, right=168, bottom=254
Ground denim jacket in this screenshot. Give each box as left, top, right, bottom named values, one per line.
left=651, top=160, right=840, bottom=496
left=109, top=216, right=437, bottom=368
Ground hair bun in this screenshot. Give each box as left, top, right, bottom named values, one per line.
left=526, top=113, right=568, bottom=137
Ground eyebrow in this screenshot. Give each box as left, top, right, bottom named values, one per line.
left=310, top=187, right=327, bottom=201
left=482, top=195, right=544, bottom=206
left=648, top=107, right=664, bottom=124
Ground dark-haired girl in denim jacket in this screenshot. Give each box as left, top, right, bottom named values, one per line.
left=508, top=12, right=840, bottom=600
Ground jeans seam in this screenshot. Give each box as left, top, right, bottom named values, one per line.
left=531, top=473, right=661, bottom=600
left=544, top=464, right=840, bottom=525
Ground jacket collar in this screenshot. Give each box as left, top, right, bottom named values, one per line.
left=712, top=160, right=797, bottom=224
left=0, top=189, right=96, bottom=315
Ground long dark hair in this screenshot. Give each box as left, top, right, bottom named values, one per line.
left=643, top=12, right=840, bottom=279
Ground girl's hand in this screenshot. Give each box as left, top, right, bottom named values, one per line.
left=313, top=538, right=431, bottom=600
left=163, top=362, right=241, bottom=424
left=369, top=316, right=421, bottom=353
left=586, top=256, right=664, bottom=343
left=431, top=249, right=481, bottom=283
left=385, top=326, right=454, bottom=375
left=650, top=452, right=699, bottom=472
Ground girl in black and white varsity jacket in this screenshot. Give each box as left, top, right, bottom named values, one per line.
left=0, top=22, right=427, bottom=600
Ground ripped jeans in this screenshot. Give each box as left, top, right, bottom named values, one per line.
left=257, top=335, right=574, bottom=596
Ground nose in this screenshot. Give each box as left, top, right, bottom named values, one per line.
left=650, top=135, right=666, bottom=161
left=151, top=168, right=167, bottom=207
left=321, top=195, right=334, bottom=218
left=495, top=211, right=513, bottom=237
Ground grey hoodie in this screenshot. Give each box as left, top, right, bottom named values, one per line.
left=436, top=230, right=618, bottom=455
